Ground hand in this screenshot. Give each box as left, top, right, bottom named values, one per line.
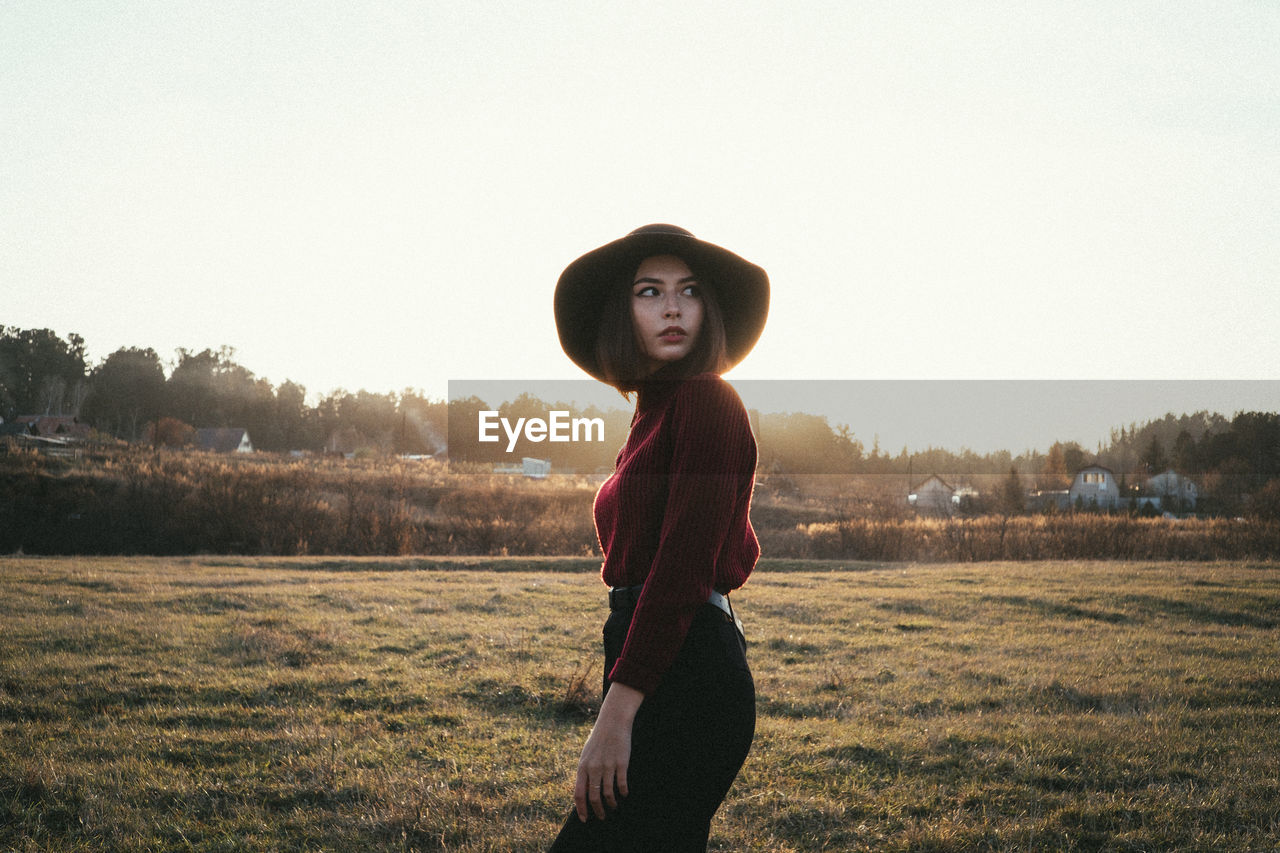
left=574, top=682, right=644, bottom=822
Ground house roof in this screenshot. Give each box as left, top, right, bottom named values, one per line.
left=912, top=474, right=954, bottom=492
left=12, top=415, right=90, bottom=438
left=195, top=427, right=250, bottom=453
left=1075, top=464, right=1115, bottom=477
left=1148, top=469, right=1196, bottom=485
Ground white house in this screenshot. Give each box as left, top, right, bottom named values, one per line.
left=494, top=457, right=552, bottom=478
left=1147, top=469, right=1198, bottom=509
left=1069, top=465, right=1121, bottom=509
left=909, top=474, right=956, bottom=516
left=522, top=457, right=551, bottom=479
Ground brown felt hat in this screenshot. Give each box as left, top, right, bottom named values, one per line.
left=554, top=224, right=770, bottom=381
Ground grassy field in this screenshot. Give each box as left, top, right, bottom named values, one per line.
left=1, top=557, right=1277, bottom=851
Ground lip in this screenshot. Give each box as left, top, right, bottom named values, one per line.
left=658, top=326, right=686, bottom=341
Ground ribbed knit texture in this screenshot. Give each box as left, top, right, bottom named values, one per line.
left=593, top=373, right=760, bottom=694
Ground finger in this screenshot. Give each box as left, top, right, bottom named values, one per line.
left=588, top=776, right=607, bottom=821
left=574, top=769, right=589, bottom=823
left=602, top=770, right=618, bottom=811
left=617, top=761, right=629, bottom=799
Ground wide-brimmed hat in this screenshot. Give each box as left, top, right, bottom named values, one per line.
left=554, top=224, right=770, bottom=380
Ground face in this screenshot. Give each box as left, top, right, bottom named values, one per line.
left=630, top=254, right=704, bottom=375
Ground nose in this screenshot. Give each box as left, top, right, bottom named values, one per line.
left=662, top=292, right=681, bottom=317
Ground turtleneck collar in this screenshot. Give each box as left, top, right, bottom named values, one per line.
left=636, top=377, right=683, bottom=413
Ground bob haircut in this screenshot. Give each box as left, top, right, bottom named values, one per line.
left=593, top=259, right=729, bottom=394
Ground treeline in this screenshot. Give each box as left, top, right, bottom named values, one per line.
left=0, top=327, right=449, bottom=455
left=754, top=410, right=1041, bottom=477
left=754, top=408, right=1280, bottom=495
left=2, top=328, right=1277, bottom=501
left=1097, top=410, right=1280, bottom=495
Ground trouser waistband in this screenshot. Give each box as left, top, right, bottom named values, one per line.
left=608, top=584, right=736, bottom=622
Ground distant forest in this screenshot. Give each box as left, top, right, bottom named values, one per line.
left=3, top=326, right=1278, bottom=502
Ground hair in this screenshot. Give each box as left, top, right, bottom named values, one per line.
left=593, top=256, right=729, bottom=396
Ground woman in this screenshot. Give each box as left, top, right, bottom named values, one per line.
left=549, top=224, right=769, bottom=852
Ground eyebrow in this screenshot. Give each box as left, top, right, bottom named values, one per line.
left=633, top=275, right=699, bottom=286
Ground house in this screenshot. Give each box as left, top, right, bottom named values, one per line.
left=1069, top=465, right=1121, bottom=509
left=494, top=457, right=552, bottom=478
left=522, top=457, right=551, bottom=479
left=14, top=415, right=91, bottom=440
left=1146, top=469, right=1198, bottom=510
left=194, top=427, right=254, bottom=453
left=909, top=474, right=955, bottom=516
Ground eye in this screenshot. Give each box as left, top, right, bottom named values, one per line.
left=682, top=284, right=701, bottom=297
left=633, top=285, right=659, bottom=297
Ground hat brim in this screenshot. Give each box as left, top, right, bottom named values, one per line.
left=555, top=227, right=769, bottom=381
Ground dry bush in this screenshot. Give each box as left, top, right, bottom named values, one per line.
left=1, top=446, right=600, bottom=557
left=5, top=446, right=1277, bottom=560
left=759, top=514, right=1280, bottom=562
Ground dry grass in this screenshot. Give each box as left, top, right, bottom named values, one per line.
left=1, top=556, right=1277, bottom=851
left=0, top=448, right=602, bottom=557
left=779, top=513, right=1280, bottom=561
left=4, top=447, right=1278, bottom=560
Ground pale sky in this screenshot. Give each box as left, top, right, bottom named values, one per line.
left=4, top=1, right=1279, bottom=430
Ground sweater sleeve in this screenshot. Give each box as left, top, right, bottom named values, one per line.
left=608, top=375, right=757, bottom=694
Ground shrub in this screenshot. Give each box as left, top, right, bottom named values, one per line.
left=4, top=447, right=1278, bottom=561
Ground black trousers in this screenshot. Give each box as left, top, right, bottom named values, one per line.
left=549, top=602, right=756, bottom=852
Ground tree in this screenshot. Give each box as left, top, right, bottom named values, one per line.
left=0, top=327, right=88, bottom=418
left=1227, top=412, right=1280, bottom=490
left=1061, top=443, right=1088, bottom=479
left=145, top=417, right=195, bottom=448
left=999, top=466, right=1025, bottom=515
left=1172, top=428, right=1197, bottom=473
left=81, top=347, right=167, bottom=440
left=397, top=390, right=448, bottom=456
left=1141, top=435, right=1167, bottom=474
left=274, top=380, right=311, bottom=451
left=1249, top=478, right=1280, bottom=522
left=166, top=348, right=224, bottom=425
left=1038, top=442, right=1071, bottom=490
left=447, top=395, right=496, bottom=463
left=756, top=411, right=858, bottom=475
left=165, top=346, right=276, bottom=447
left=337, top=390, right=399, bottom=452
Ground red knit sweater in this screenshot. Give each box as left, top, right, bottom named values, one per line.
left=593, top=373, right=760, bottom=694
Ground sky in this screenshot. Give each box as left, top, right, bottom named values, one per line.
left=3, top=1, right=1279, bottom=451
